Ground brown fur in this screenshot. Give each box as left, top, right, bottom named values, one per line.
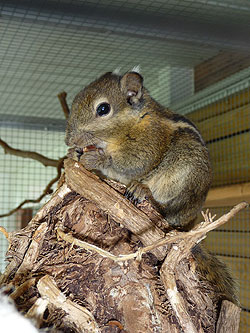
left=65, top=71, right=211, bottom=227
left=65, top=71, right=238, bottom=304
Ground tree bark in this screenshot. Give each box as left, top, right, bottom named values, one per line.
left=216, top=300, right=241, bottom=333
left=0, top=158, right=245, bottom=333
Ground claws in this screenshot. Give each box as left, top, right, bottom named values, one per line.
left=124, top=181, right=151, bottom=207
left=124, top=189, right=140, bottom=205
left=75, top=147, right=83, bottom=161
left=124, top=189, right=132, bottom=200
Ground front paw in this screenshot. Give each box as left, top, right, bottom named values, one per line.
left=125, top=181, right=151, bottom=205
left=79, top=149, right=106, bottom=170
left=67, top=147, right=83, bottom=161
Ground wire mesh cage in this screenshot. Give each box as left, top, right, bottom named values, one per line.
left=0, top=0, right=249, bottom=331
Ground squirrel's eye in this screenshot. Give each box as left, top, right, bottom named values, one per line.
left=96, top=103, right=111, bottom=117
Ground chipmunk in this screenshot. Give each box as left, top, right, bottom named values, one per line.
left=65, top=69, right=238, bottom=304
left=65, top=70, right=211, bottom=228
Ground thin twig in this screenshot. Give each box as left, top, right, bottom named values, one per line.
left=0, top=138, right=61, bottom=167
left=57, top=229, right=140, bottom=262
left=0, top=158, right=65, bottom=218
left=0, top=91, right=69, bottom=218
left=57, top=202, right=248, bottom=262
left=57, top=91, right=70, bottom=119
left=0, top=226, right=10, bottom=240
left=158, top=203, right=248, bottom=333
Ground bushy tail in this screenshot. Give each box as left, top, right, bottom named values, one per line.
left=191, top=244, right=239, bottom=306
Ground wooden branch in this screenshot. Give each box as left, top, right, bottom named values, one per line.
left=216, top=300, right=241, bottom=333
left=0, top=158, right=65, bottom=218
left=57, top=91, right=70, bottom=119
left=57, top=202, right=247, bottom=265
left=160, top=239, right=204, bottom=333
left=37, top=275, right=100, bottom=333
left=1, top=179, right=179, bottom=331
left=64, top=158, right=248, bottom=261
left=158, top=203, right=247, bottom=333
left=136, top=202, right=247, bottom=253
left=64, top=158, right=169, bottom=260
left=0, top=138, right=60, bottom=167
left=205, top=182, right=250, bottom=207
left=34, top=182, right=72, bottom=222
left=10, top=278, right=37, bottom=300
left=162, top=238, right=206, bottom=333
left=0, top=183, right=74, bottom=284
left=56, top=176, right=245, bottom=333
left=57, top=228, right=141, bottom=262
left=56, top=190, right=246, bottom=332
left=0, top=158, right=246, bottom=332
left=15, top=222, right=48, bottom=277
left=194, top=202, right=248, bottom=235
left=0, top=92, right=67, bottom=218
left=25, top=297, right=49, bottom=328
left=0, top=226, right=10, bottom=240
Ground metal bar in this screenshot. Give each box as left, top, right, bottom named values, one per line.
left=171, top=67, right=250, bottom=114
left=0, top=114, right=66, bottom=132
left=1, top=0, right=250, bottom=51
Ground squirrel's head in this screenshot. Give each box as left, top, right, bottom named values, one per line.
left=65, top=70, right=146, bottom=147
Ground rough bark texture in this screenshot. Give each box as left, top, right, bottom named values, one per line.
left=216, top=300, right=241, bottom=333
left=0, top=158, right=244, bottom=333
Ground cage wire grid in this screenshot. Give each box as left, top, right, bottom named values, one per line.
left=0, top=0, right=250, bottom=331
left=1, top=0, right=250, bottom=121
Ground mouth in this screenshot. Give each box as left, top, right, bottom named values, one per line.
left=68, top=135, right=107, bottom=161
left=73, top=143, right=105, bottom=161
left=83, top=144, right=98, bottom=152
left=74, top=144, right=97, bottom=158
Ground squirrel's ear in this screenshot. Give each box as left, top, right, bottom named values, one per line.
left=120, top=72, right=143, bottom=105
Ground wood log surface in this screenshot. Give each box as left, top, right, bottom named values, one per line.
left=0, top=158, right=245, bottom=333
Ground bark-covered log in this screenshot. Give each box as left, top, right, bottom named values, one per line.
left=216, top=300, right=241, bottom=333
left=0, top=158, right=245, bottom=333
